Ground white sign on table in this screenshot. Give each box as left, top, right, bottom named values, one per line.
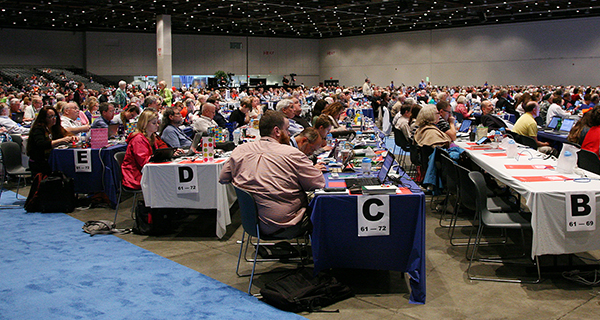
left=357, top=195, right=390, bottom=237
left=176, top=166, right=199, bottom=194
left=74, top=149, right=92, bottom=173
left=565, top=191, right=596, bottom=232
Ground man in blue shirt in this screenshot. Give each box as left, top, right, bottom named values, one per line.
left=160, top=107, right=192, bottom=149
left=91, top=102, right=115, bottom=128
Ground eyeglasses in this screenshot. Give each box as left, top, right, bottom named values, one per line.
left=47, top=115, right=57, bottom=119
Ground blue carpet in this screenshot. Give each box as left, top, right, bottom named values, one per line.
left=0, top=191, right=305, bottom=320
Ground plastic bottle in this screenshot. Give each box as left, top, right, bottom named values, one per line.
left=556, top=118, right=563, bottom=131
left=80, top=132, right=87, bottom=148
left=469, top=125, right=476, bottom=142
left=557, top=151, right=576, bottom=174
left=506, top=139, right=518, bottom=158
left=326, top=133, right=333, bottom=146
left=361, top=157, right=372, bottom=175
left=494, top=130, right=501, bottom=143
left=233, top=128, right=242, bottom=145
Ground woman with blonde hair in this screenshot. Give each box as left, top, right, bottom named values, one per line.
left=121, top=109, right=162, bottom=190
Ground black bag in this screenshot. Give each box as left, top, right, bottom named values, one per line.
left=133, top=200, right=173, bottom=235
left=25, top=171, right=75, bottom=213
left=260, top=269, right=354, bottom=312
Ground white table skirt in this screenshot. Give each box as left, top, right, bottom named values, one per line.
left=141, top=159, right=236, bottom=238
left=456, top=141, right=600, bottom=258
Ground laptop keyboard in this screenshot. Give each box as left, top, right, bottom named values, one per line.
left=344, top=177, right=381, bottom=188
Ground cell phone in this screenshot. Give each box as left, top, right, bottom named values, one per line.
left=476, top=136, right=490, bottom=145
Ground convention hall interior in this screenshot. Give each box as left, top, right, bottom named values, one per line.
left=1, top=1, right=600, bottom=319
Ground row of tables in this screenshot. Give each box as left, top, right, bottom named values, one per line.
left=456, top=138, right=600, bottom=258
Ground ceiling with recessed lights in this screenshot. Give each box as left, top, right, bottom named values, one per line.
left=0, top=0, right=598, bottom=38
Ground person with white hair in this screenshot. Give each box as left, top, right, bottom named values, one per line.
left=276, top=99, right=304, bottom=135
left=158, top=80, right=173, bottom=107
left=114, top=80, right=128, bottom=109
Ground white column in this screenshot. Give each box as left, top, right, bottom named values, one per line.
left=156, top=14, right=172, bottom=88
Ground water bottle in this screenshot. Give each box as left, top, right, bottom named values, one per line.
left=494, top=130, right=501, bottom=143
left=469, top=125, right=476, bottom=142
left=506, top=139, right=517, bottom=158
left=361, top=157, right=372, bottom=176
left=326, top=133, right=333, bottom=146
left=233, top=128, right=242, bottom=145
left=557, top=151, right=576, bottom=174
left=80, top=132, right=87, bottom=148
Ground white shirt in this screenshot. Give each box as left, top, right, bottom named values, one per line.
left=546, top=103, right=571, bottom=125
left=192, top=115, right=218, bottom=135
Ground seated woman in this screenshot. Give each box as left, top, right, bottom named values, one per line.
left=26, top=106, right=77, bottom=176
left=83, top=97, right=99, bottom=124
left=567, top=109, right=592, bottom=146
left=413, top=105, right=451, bottom=148
left=580, top=107, right=600, bottom=158
left=454, top=96, right=473, bottom=119
left=121, top=109, right=161, bottom=190
left=321, top=102, right=346, bottom=131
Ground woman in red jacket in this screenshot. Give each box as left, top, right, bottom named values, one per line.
left=121, top=109, right=162, bottom=190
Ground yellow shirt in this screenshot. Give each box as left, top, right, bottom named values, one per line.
left=511, top=112, right=537, bottom=137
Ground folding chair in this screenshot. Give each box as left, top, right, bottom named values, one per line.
left=0, top=141, right=32, bottom=203
left=113, top=151, right=143, bottom=226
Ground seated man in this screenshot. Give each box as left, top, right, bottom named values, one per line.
left=0, top=102, right=29, bottom=134
left=60, top=102, right=90, bottom=136
left=191, top=103, right=218, bottom=135
left=435, top=101, right=457, bottom=141
left=512, top=101, right=553, bottom=154
left=160, top=107, right=192, bottom=149
left=480, top=100, right=509, bottom=131
left=91, top=102, right=115, bottom=128
left=228, top=97, right=251, bottom=128
left=219, top=111, right=325, bottom=238
left=392, top=102, right=413, bottom=139
left=291, top=97, right=311, bottom=128
left=546, top=95, right=571, bottom=124
left=291, top=127, right=328, bottom=171
left=276, top=99, right=304, bottom=135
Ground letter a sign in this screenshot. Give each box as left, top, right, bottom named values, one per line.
left=357, top=195, right=390, bottom=237
left=176, top=166, right=198, bottom=194
left=565, top=191, right=596, bottom=232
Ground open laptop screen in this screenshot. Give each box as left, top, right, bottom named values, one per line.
left=547, top=116, right=560, bottom=130
left=560, top=118, right=575, bottom=132
left=377, top=152, right=395, bottom=183
left=459, top=119, right=472, bottom=133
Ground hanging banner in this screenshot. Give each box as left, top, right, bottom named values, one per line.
left=357, top=195, right=390, bottom=237
left=565, top=191, right=596, bottom=232
left=74, top=149, right=92, bottom=173
left=176, top=166, right=198, bottom=194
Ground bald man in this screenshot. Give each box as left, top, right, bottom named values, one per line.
left=192, top=103, right=218, bottom=135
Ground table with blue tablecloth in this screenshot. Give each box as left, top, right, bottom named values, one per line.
left=309, top=170, right=426, bottom=304
left=50, top=144, right=127, bottom=206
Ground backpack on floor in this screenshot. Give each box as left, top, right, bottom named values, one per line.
left=260, top=268, right=354, bottom=313
left=133, top=200, right=173, bottom=235
left=25, top=171, right=75, bottom=213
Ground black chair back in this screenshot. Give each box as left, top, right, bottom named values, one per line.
left=577, top=149, right=600, bottom=175
left=392, top=128, right=411, bottom=152
left=456, top=164, right=477, bottom=212
left=0, top=142, right=24, bottom=174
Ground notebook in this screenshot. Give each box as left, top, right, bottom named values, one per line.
left=344, top=152, right=395, bottom=188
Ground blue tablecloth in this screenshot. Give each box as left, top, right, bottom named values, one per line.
left=309, top=171, right=426, bottom=304
left=50, top=144, right=127, bottom=206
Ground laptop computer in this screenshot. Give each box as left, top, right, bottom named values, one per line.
left=458, top=119, right=472, bottom=133
left=149, top=147, right=175, bottom=163
left=344, top=152, right=395, bottom=188
left=559, top=118, right=575, bottom=134
left=11, top=112, right=24, bottom=124
left=543, top=116, right=560, bottom=133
